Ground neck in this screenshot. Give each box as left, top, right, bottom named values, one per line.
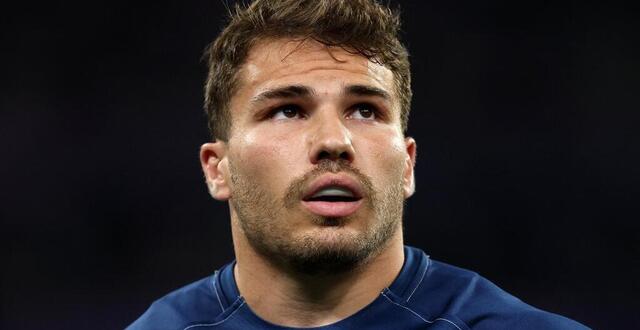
left=231, top=221, right=405, bottom=328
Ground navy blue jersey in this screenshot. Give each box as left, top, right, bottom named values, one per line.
left=128, top=246, right=588, bottom=329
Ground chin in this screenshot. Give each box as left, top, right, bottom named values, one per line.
left=282, top=226, right=378, bottom=275
left=301, top=217, right=368, bottom=246
left=304, top=226, right=361, bottom=246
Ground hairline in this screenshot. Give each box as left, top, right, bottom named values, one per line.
left=220, top=36, right=407, bottom=141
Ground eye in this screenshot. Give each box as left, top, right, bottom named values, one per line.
left=349, top=103, right=377, bottom=120
left=271, top=104, right=304, bottom=120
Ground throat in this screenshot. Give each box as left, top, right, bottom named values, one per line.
left=245, top=271, right=377, bottom=328
left=233, top=241, right=405, bottom=328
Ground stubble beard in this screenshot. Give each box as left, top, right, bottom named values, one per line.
left=229, top=159, right=405, bottom=276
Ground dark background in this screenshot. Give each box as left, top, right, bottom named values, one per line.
left=2, top=0, right=638, bottom=329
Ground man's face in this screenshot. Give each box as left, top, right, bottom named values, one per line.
left=201, top=38, right=416, bottom=274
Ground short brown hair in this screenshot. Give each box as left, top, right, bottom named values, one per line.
left=203, top=0, right=411, bottom=141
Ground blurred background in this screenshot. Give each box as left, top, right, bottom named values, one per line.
left=2, top=0, right=638, bottom=328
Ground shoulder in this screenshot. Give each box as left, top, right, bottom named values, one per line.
left=127, top=275, right=224, bottom=330
left=406, top=259, right=590, bottom=330
left=493, top=309, right=591, bottom=330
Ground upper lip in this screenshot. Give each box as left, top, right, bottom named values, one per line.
left=302, top=174, right=364, bottom=201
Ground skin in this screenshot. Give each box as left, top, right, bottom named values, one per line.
left=200, top=38, right=417, bottom=327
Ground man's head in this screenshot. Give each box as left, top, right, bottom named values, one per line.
left=200, top=0, right=416, bottom=275
left=204, top=0, right=412, bottom=141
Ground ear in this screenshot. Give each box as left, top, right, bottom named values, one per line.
left=200, top=142, right=231, bottom=201
left=402, top=137, right=417, bottom=198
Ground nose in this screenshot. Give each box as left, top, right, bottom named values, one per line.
left=308, top=111, right=355, bottom=164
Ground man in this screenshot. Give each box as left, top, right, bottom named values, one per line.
left=129, top=0, right=589, bottom=329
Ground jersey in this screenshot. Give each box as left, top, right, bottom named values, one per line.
left=127, top=246, right=589, bottom=329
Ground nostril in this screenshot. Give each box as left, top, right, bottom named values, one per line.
left=316, top=150, right=352, bottom=162
left=318, top=150, right=331, bottom=160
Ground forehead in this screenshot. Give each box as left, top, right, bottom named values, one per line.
left=236, top=38, right=395, bottom=98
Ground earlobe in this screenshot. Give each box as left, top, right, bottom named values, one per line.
left=403, top=137, right=417, bottom=198
left=200, top=142, right=231, bottom=201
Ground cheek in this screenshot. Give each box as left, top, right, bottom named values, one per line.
left=230, top=129, right=303, bottom=186
left=357, top=133, right=407, bottom=183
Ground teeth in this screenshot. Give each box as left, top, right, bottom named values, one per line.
left=311, top=186, right=354, bottom=198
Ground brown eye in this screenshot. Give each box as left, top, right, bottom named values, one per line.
left=358, top=108, right=373, bottom=118
left=350, top=103, right=376, bottom=120
left=272, top=105, right=302, bottom=119
left=282, top=108, right=298, bottom=118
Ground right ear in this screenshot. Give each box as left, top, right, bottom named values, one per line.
left=200, top=142, right=230, bottom=201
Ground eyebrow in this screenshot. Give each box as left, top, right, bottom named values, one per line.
left=344, top=84, right=391, bottom=101
left=251, top=85, right=315, bottom=104
left=250, top=84, right=391, bottom=104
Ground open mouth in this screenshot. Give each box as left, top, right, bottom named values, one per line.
left=304, top=186, right=361, bottom=203
left=302, top=181, right=364, bottom=218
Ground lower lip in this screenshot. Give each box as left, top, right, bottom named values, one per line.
left=301, top=200, right=363, bottom=218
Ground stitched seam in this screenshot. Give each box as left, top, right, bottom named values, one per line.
left=381, top=292, right=433, bottom=324
left=182, top=301, right=246, bottom=330
left=211, top=271, right=225, bottom=312
left=435, top=317, right=463, bottom=330
left=407, top=255, right=430, bottom=302
left=381, top=292, right=462, bottom=330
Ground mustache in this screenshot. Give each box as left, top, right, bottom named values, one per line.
left=284, top=159, right=375, bottom=208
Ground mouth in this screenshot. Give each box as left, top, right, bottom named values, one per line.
left=304, top=186, right=361, bottom=202
left=301, top=176, right=364, bottom=218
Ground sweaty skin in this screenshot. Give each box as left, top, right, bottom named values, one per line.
left=200, top=38, right=416, bottom=327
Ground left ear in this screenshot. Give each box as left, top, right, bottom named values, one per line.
left=402, top=137, right=417, bottom=198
